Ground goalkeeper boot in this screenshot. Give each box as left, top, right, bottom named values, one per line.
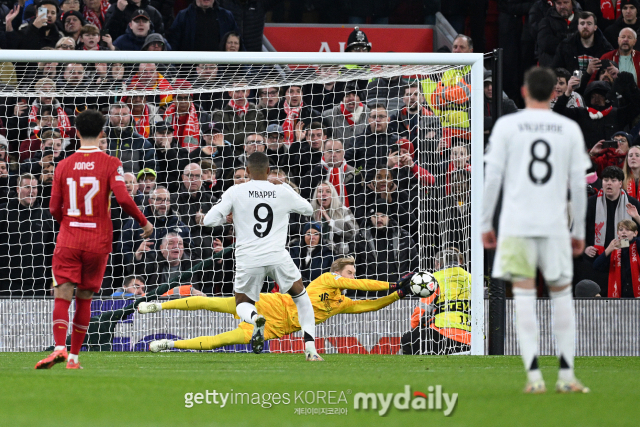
left=305, top=350, right=324, bottom=362
left=555, top=378, right=590, bottom=394
left=35, top=348, right=68, bottom=369
left=251, top=315, right=266, bottom=354
left=138, top=302, right=162, bottom=314
left=66, top=360, right=83, bottom=370
left=149, top=339, right=171, bottom=353
left=523, top=380, right=546, bottom=394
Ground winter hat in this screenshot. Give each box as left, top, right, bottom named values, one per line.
left=575, top=280, right=601, bottom=297
left=303, top=221, right=322, bottom=234
left=61, top=10, right=86, bottom=26
left=142, top=33, right=166, bottom=51
left=369, top=199, right=389, bottom=216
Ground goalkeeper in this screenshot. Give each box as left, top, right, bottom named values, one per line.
left=140, top=257, right=415, bottom=355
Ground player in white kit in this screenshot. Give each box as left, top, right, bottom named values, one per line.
left=203, top=152, right=323, bottom=361
left=482, top=67, right=591, bottom=393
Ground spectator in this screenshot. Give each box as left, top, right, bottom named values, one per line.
left=348, top=103, right=398, bottom=181
left=364, top=68, right=406, bottom=115
left=105, top=102, right=156, bottom=173
left=218, top=0, right=265, bottom=52
left=163, top=79, right=210, bottom=151
left=265, top=124, right=290, bottom=173
left=105, top=0, right=164, bottom=40
left=0, top=173, right=54, bottom=296
left=133, top=232, right=200, bottom=288
left=483, top=72, right=518, bottom=135
left=289, top=222, right=334, bottom=286
left=83, top=0, right=110, bottom=30
left=574, top=279, right=602, bottom=297
left=54, top=36, right=76, bottom=51
left=18, top=105, right=58, bottom=162
left=393, top=80, right=441, bottom=151
left=402, top=249, right=471, bottom=355
left=256, top=85, right=281, bottom=124
left=277, top=84, right=320, bottom=144
left=124, top=171, right=145, bottom=206
left=61, top=10, right=85, bottom=41
left=309, top=182, right=358, bottom=255
left=119, top=186, right=190, bottom=266
left=9, top=0, right=62, bottom=50
left=220, top=29, right=241, bottom=51
left=604, top=0, right=640, bottom=48
left=601, top=27, right=640, bottom=84
left=590, top=132, right=631, bottom=174
left=301, top=139, right=362, bottom=208
left=137, top=167, right=157, bottom=197
left=126, top=94, right=161, bottom=138
left=624, top=145, right=640, bottom=199
left=189, top=63, right=225, bottom=112
left=60, top=0, right=81, bottom=14
left=306, top=66, right=345, bottom=114
left=537, top=0, right=580, bottom=67
left=212, top=81, right=266, bottom=150
left=94, top=62, right=126, bottom=89
left=322, top=83, right=369, bottom=144
left=114, top=9, right=169, bottom=51
left=199, top=158, right=222, bottom=198
left=147, top=121, right=181, bottom=192
left=231, top=166, right=249, bottom=186
left=127, top=62, right=174, bottom=109
left=387, top=138, right=435, bottom=189
left=452, top=34, right=473, bottom=54
left=593, top=219, right=640, bottom=297
left=77, top=24, right=115, bottom=50
left=175, top=163, right=216, bottom=230
left=0, top=159, right=10, bottom=206
left=24, top=78, right=72, bottom=140
left=167, top=0, right=239, bottom=52
left=38, top=161, right=54, bottom=207
left=554, top=11, right=613, bottom=74
left=446, top=140, right=471, bottom=193
left=112, top=275, right=146, bottom=297
left=188, top=122, right=234, bottom=185
left=57, top=62, right=92, bottom=96
left=21, top=129, right=64, bottom=176
left=354, top=200, right=418, bottom=284
left=233, top=132, right=269, bottom=169
left=553, top=73, right=640, bottom=149
left=444, top=169, right=472, bottom=257
left=354, top=167, right=414, bottom=229
left=551, top=68, right=585, bottom=108
left=288, top=121, right=325, bottom=181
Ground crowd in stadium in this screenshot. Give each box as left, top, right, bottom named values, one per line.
left=1, top=0, right=640, bottom=299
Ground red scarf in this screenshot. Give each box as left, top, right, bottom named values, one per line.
left=128, top=73, right=174, bottom=107
left=133, top=104, right=151, bottom=138
left=229, top=99, right=249, bottom=116
left=339, top=102, right=363, bottom=126
left=283, top=101, right=301, bottom=143
left=627, top=178, right=640, bottom=199
left=321, top=157, right=350, bottom=208
left=164, top=102, right=200, bottom=151
left=28, top=103, right=71, bottom=137
left=587, top=105, right=613, bottom=119
left=608, top=240, right=640, bottom=298
left=83, top=0, right=109, bottom=29
left=601, top=0, right=621, bottom=21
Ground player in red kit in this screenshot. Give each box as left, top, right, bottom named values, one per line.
left=35, top=110, right=153, bottom=370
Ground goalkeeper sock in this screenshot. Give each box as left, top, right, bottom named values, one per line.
left=52, top=298, right=71, bottom=349
left=70, top=297, right=92, bottom=357
left=236, top=302, right=258, bottom=325
left=174, top=329, right=247, bottom=350
left=513, top=287, right=542, bottom=383
left=291, top=289, right=316, bottom=351
left=550, top=286, right=576, bottom=382
left=162, top=296, right=237, bottom=314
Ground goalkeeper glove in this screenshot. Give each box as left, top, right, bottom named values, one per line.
left=389, top=272, right=415, bottom=293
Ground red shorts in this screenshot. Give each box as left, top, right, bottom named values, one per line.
left=52, top=247, right=109, bottom=293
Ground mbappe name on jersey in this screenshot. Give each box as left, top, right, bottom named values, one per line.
left=248, top=190, right=276, bottom=198
left=517, top=123, right=562, bottom=133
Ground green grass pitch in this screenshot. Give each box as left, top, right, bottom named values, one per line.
left=1, top=353, right=637, bottom=427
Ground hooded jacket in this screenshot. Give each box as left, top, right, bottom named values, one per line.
left=104, top=0, right=165, bottom=40
left=113, top=26, right=171, bottom=51
left=537, top=4, right=582, bottom=66
left=167, top=2, right=238, bottom=52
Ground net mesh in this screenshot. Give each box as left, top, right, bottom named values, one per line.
left=0, top=58, right=473, bottom=354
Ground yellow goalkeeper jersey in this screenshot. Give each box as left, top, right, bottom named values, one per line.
left=247, top=272, right=397, bottom=339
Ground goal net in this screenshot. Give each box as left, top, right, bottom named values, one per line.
left=0, top=51, right=484, bottom=355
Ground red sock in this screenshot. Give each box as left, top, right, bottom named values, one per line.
left=52, top=298, right=71, bottom=348
left=70, top=297, right=92, bottom=355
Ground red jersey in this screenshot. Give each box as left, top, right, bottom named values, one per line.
left=50, top=146, right=148, bottom=254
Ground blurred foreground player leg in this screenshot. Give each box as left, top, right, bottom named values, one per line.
left=35, top=110, right=152, bottom=370
left=482, top=67, right=591, bottom=393
left=202, top=152, right=320, bottom=359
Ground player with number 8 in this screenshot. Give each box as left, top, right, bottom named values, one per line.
left=35, top=110, right=152, bottom=370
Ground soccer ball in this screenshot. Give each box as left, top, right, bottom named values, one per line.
left=410, top=272, right=438, bottom=298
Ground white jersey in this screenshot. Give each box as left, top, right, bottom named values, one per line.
left=482, top=108, right=591, bottom=238
left=203, top=180, right=313, bottom=268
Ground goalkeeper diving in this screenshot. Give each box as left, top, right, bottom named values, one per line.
left=140, top=257, right=416, bottom=353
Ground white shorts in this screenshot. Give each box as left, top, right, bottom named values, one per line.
left=234, top=256, right=302, bottom=302
left=492, top=235, right=573, bottom=286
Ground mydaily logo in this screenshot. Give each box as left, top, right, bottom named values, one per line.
left=353, top=385, right=458, bottom=416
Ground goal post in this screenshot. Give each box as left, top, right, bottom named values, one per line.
left=0, top=50, right=485, bottom=355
